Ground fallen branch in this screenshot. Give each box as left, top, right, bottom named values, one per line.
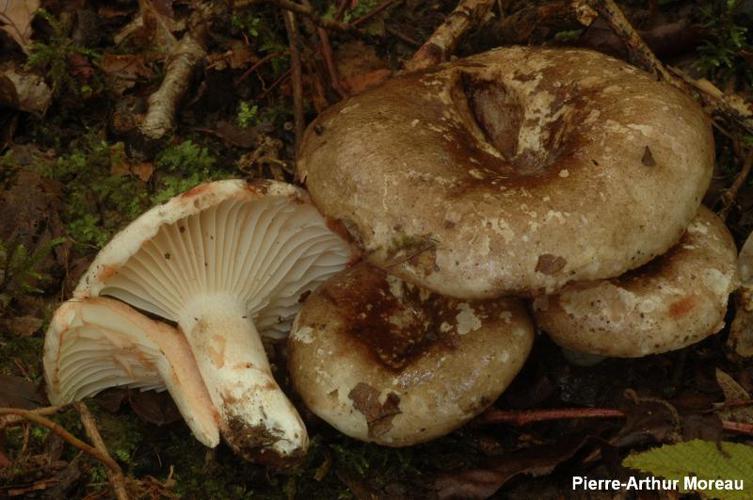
left=74, top=402, right=129, bottom=500
left=140, top=33, right=207, bottom=140
left=405, top=0, right=495, bottom=72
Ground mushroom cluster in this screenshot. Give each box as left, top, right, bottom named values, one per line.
left=292, top=46, right=740, bottom=441
left=44, top=46, right=742, bottom=462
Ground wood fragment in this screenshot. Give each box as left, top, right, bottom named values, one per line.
left=140, top=33, right=207, bottom=139
left=405, top=0, right=495, bottom=72
left=74, top=402, right=129, bottom=500
left=283, top=10, right=305, bottom=157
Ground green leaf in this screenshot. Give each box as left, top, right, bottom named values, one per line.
left=623, top=440, right=753, bottom=500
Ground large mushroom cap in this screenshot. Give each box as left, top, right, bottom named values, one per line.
left=288, top=263, right=534, bottom=446
left=44, top=297, right=219, bottom=447
left=298, top=47, right=713, bottom=298
left=533, top=207, right=739, bottom=357
left=71, top=179, right=354, bottom=463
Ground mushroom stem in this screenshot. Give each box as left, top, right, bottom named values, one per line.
left=178, top=294, right=308, bottom=463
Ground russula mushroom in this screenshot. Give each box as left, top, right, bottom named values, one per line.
left=532, top=207, right=739, bottom=357
left=70, top=179, right=354, bottom=463
left=298, top=47, right=713, bottom=298
left=288, top=263, right=534, bottom=446
left=44, top=297, right=219, bottom=447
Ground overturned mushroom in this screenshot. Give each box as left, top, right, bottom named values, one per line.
left=298, top=47, right=713, bottom=298
left=533, top=207, right=739, bottom=357
left=44, top=297, right=219, bottom=447
left=288, top=263, right=534, bottom=446
left=71, top=179, right=354, bottom=463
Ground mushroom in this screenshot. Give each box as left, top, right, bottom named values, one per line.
left=298, top=47, right=713, bottom=298
left=44, top=297, right=219, bottom=447
left=532, top=207, right=739, bottom=357
left=288, top=263, right=534, bottom=446
left=70, top=179, right=354, bottom=463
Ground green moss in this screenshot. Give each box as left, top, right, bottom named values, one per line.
left=0, top=335, right=44, bottom=379
left=27, top=10, right=103, bottom=99
left=696, top=0, right=753, bottom=85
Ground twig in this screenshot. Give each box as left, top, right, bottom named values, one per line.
left=0, top=405, right=61, bottom=429
left=283, top=10, right=305, bottom=157
left=575, top=0, right=753, bottom=135
left=317, top=27, right=347, bottom=98
left=722, top=420, right=753, bottom=435
left=480, top=406, right=753, bottom=437
left=351, top=0, right=399, bottom=27
left=0, top=408, right=122, bottom=477
left=235, top=51, right=285, bottom=85
left=669, top=67, right=753, bottom=136
left=719, top=148, right=753, bottom=219
left=258, top=69, right=292, bottom=100
left=386, top=26, right=421, bottom=47
left=233, top=0, right=351, bottom=32
left=405, top=0, right=495, bottom=72
left=480, top=407, right=625, bottom=425
left=575, top=0, right=672, bottom=81
left=74, top=402, right=129, bottom=500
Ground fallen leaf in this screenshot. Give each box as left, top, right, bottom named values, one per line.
left=0, top=169, right=67, bottom=278
left=335, top=40, right=390, bottom=91
left=0, top=65, right=52, bottom=114
left=716, top=369, right=753, bottom=423
left=131, top=162, right=154, bottom=182
left=434, top=437, right=589, bottom=499
left=0, top=0, right=40, bottom=53
left=98, top=53, right=154, bottom=94
left=215, top=120, right=258, bottom=148
left=0, top=374, right=45, bottom=409
left=114, top=0, right=181, bottom=49
left=341, top=69, right=392, bottom=95
left=128, top=389, right=181, bottom=426
left=0, top=315, right=43, bottom=336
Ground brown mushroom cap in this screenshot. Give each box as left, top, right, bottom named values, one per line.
left=532, top=206, right=739, bottom=357
left=287, top=263, right=534, bottom=446
left=298, top=47, right=713, bottom=298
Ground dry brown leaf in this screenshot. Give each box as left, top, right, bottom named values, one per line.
left=715, top=368, right=753, bottom=424
left=131, top=162, right=154, bottom=182
left=99, top=53, right=154, bottom=95
left=0, top=0, right=39, bottom=53
left=0, top=65, right=52, bottom=114
left=0, top=315, right=43, bottom=337
left=114, top=0, right=180, bottom=49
